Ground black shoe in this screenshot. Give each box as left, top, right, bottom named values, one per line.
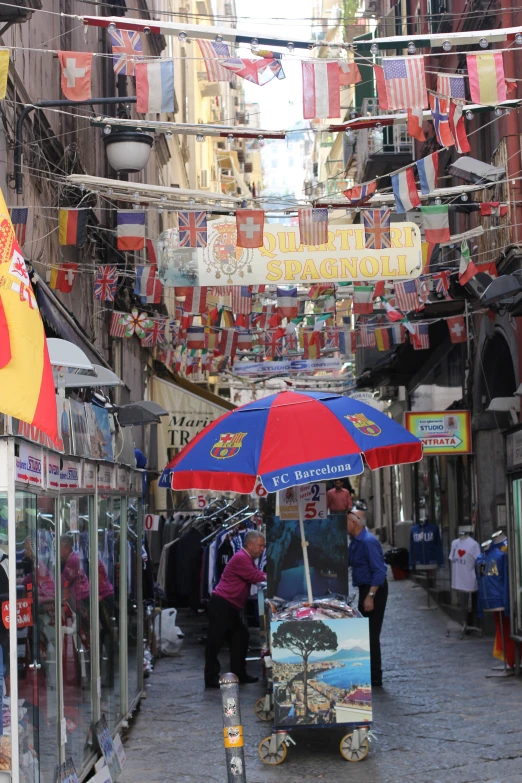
left=205, top=678, right=220, bottom=689
left=239, top=675, right=259, bottom=684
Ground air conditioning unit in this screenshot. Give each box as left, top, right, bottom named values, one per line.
left=199, top=170, right=209, bottom=188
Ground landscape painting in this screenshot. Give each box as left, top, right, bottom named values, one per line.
left=271, top=617, right=372, bottom=726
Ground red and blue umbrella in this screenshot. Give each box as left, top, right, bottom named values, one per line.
left=160, top=390, right=422, bottom=494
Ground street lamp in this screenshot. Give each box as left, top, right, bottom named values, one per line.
left=102, top=126, right=153, bottom=174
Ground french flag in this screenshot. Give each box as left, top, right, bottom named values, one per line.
left=134, top=265, right=162, bottom=304
left=136, top=60, right=175, bottom=114
left=276, top=286, right=298, bottom=319
left=417, top=152, right=439, bottom=195
left=391, top=168, right=420, bottom=214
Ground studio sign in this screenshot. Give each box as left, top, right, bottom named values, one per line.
left=158, top=220, right=422, bottom=287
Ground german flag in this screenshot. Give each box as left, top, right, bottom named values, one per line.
left=59, top=208, right=89, bottom=247
left=375, top=327, right=390, bottom=352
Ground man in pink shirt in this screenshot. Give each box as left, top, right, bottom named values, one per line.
left=205, top=530, right=266, bottom=688
left=327, top=479, right=354, bottom=514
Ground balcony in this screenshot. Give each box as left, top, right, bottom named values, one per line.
left=356, top=98, right=414, bottom=184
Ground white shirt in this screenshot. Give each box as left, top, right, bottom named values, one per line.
left=449, top=536, right=481, bottom=592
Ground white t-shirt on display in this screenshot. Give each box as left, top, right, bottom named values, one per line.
left=449, top=536, right=481, bottom=592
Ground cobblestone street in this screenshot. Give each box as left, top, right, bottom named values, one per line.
left=121, top=577, right=522, bottom=783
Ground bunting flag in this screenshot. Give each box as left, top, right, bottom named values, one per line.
left=59, top=208, right=88, bottom=247
left=447, top=316, right=467, bottom=343
left=353, top=284, right=374, bottom=314
left=49, top=263, right=78, bottom=294
left=158, top=348, right=177, bottom=367
left=411, top=323, right=430, bottom=350
left=338, top=327, right=350, bottom=355
left=204, top=327, right=220, bottom=352
left=382, top=299, right=404, bottom=322
left=459, top=239, right=478, bottom=285
left=178, top=210, right=207, bottom=248
left=375, top=327, right=391, bottom=352
left=117, top=211, right=145, bottom=251
left=362, top=209, right=391, bottom=249
left=360, top=322, right=376, bottom=348
left=350, top=331, right=358, bottom=352
left=302, top=61, right=340, bottom=119
left=436, top=73, right=466, bottom=100
left=94, top=265, right=118, bottom=302
left=9, top=208, right=28, bottom=246
left=197, top=38, right=232, bottom=82
left=338, top=61, right=361, bottom=85
left=391, top=323, right=406, bottom=344
left=109, top=29, right=143, bottom=76
left=480, top=202, right=509, bottom=217
left=146, top=237, right=158, bottom=264
left=466, top=52, right=506, bottom=105
left=373, top=281, right=385, bottom=301
left=250, top=285, right=266, bottom=293
left=381, top=56, right=427, bottom=110
left=391, top=168, right=420, bottom=213
left=135, top=60, right=175, bottom=113
left=417, top=152, right=439, bottom=195
left=421, top=205, right=450, bottom=243
left=299, top=208, right=328, bottom=246
left=236, top=209, right=265, bottom=248
left=395, top=280, right=420, bottom=312
left=220, top=328, right=238, bottom=358
left=407, top=108, right=425, bottom=142
left=374, top=65, right=389, bottom=111
left=134, top=265, right=162, bottom=304
left=309, top=283, right=336, bottom=300
left=219, top=309, right=234, bottom=328
left=429, top=94, right=453, bottom=148
left=110, top=311, right=127, bottom=338
left=231, top=286, right=253, bottom=314
left=343, top=181, right=377, bottom=205
left=184, top=286, right=207, bottom=314
left=302, top=329, right=321, bottom=359
left=234, top=313, right=250, bottom=328
left=0, top=50, right=9, bottom=100
left=185, top=355, right=199, bottom=376
left=186, top=325, right=205, bottom=350
left=222, top=57, right=285, bottom=85
left=0, top=190, right=57, bottom=441
left=213, top=285, right=232, bottom=296
left=141, top=319, right=166, bottom=347
left=448, top=101, right=470, bottom=154
left=276, top=286, right=298, bottom=319
left=57, top=52, right=92, bottom=101
left=119, top=308, right=152, bottom=339
left=237, top=330, right=253, bottom=351
left=433, top=270, right=451, bottom=297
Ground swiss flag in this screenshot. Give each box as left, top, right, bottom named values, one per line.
left=58, top=52, right=92, bottom=101
left=447, top=316, right=467, bottom=344
left=54, top=263, right=78, bottom=293
left=236, top=209, right=265, bottom=248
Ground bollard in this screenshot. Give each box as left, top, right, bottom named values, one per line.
left=220, top=673, right=247, bottom=783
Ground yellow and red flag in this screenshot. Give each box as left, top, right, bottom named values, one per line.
left=0, top=189, right=58, bottom=443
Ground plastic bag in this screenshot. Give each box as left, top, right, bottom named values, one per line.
left=154, top=608, right=185, bottom=655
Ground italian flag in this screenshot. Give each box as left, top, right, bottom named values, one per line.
left=421, top=205, right=450, bottom=243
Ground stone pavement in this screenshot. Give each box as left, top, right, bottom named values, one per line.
left=121, top=578, right=522, bottom=783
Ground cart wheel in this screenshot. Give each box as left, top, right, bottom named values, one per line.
left=258, top=736, right=287, bottom=765
left=254, top=697, right=274, bottom=722
left=340, top=733, right=370, bottom=762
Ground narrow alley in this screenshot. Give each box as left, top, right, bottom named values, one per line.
left=122, top=578, right=522, bottom=783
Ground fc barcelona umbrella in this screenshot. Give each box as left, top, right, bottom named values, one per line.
left=159, top=390, right=422, bottom=494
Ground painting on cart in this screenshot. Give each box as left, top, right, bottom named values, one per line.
left=271, top=617, right=372, bottom=726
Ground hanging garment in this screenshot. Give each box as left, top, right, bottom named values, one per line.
left=409, top=522, right=444, bottom=568
left=476, top=542, right=510, bottom=616
left=448, top=536, right=481, bottom=592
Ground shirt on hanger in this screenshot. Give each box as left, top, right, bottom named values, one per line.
left=448, top=536, right=481, bottom=592
left=409, top=522, right=444, bottom=567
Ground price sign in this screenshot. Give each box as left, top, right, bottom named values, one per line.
left=298, top=483, right=327, bottom=520
left=2, top=597, right=33, bottom=629
left=251, top=478, right=268, bottom=498
left=144, top=514, right=160, bottom=532
left=197, top=494, right=207, bottom=509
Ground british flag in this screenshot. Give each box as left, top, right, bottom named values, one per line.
left=178, top=211, right=207, bottom=248
left=109, top=30, right=143, bottom=76
left=141, top=319, right=166, bottom=347
left=94, top=265, right=118, bottom=302
left=325, top=326, right=339, bottom=349
left=362, top=209, right=391, bottom=250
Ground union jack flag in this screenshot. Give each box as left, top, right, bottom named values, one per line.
left=221, top=57, right=285, bottom=85
left=178, top=211, right=207, bottom=248
left=343, top=181, right=376, bottom=205
left=325, top=326, right=339, bottom=349
left=94, top=265, right=118, bottom=302
left=433, top=270, right=451, bottom=297
left=109, top=29, right=143, bottom=76
left=362, top=209, right=391, bottom=250
left=9, top=208, right=28, bottom=246
left=395, top=280, right=421, bottom=312
left=141, top=319, right=166, bottom=347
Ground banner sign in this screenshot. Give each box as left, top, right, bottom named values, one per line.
left=2, top=597, right=33, bottom=629
left=404, top=410, right=471, bottom=455
left=158, top=219, right=422, bottom=287
left=16, top=443, right=43, bottom=486
left=233, top=357, right=342, bottom=377
left=279, top=483, right=327, bottom=520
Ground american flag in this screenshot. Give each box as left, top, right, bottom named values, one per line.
left=231, top=286, right=253, bottom=314
left=359, top=322, right=376, bottom=348
left=197, top=39, right=232, bottom=82
left=382, top=56, right=427, bottom=110
left=212, top=285, right=232, bottom=296
left=299, top=208, right=328, bottom=246
left=395, top=280, right=420, bottom=312
left=10, top=207, right=28, bottom=246
left=109, top=311, right=127, bottom=338
left=94, top=265, right=118, bottom=302
left=141, top=319, right=166, bottom=347
left=178, top=211, right=207, bottom=248
left=109, top=29, right=143, bottom=76
left=412, top=323, right=430, bottom=349
left=362, top=209, right=391, bottom=249
left=436, top=73, right=466, bottom=100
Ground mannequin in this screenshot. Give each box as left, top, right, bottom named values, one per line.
left=475, top=532, right=514, bottom=675
left=447, top=529, right=481, bottom=638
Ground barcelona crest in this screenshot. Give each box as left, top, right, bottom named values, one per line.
left=345, top=413, right=381, bottom=437
left=211, top=432, right=247, bottom=459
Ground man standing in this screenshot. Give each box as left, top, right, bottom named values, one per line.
left=205, top=530, right=266, bottom=688
left=327, top=479, right=354, bottom=514
left=347, top=509, right=388, bottom=687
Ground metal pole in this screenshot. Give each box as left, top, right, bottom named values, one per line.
left=297, top=503, right=314, bottom=603
left=220, top=673, right=247, bottom=783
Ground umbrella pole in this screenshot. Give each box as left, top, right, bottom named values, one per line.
left=298, top=504, right=314, bottom=603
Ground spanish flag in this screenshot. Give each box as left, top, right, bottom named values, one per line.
left=59, top=208, right=89, bottom=247
left=0, top=188, right=58, bottom=443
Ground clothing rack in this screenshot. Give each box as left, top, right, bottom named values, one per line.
left=201, top=507, right=254, bottom=544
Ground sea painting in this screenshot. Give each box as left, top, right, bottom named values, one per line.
left=271, top=617, right=372, bottom=726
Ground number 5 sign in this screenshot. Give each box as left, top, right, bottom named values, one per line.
left=144, top=514, right=160, bottom=532
left=298, top=483, right=327, bottom=520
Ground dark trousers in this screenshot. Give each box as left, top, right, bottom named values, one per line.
left=358, top=580, right=388, bottom=686
left=205, top=594, right=249, bottom=683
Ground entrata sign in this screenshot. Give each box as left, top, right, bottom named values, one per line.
left=405, top=411, right=471, bottom=455
left=158, top=219, right=422, bottom=287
